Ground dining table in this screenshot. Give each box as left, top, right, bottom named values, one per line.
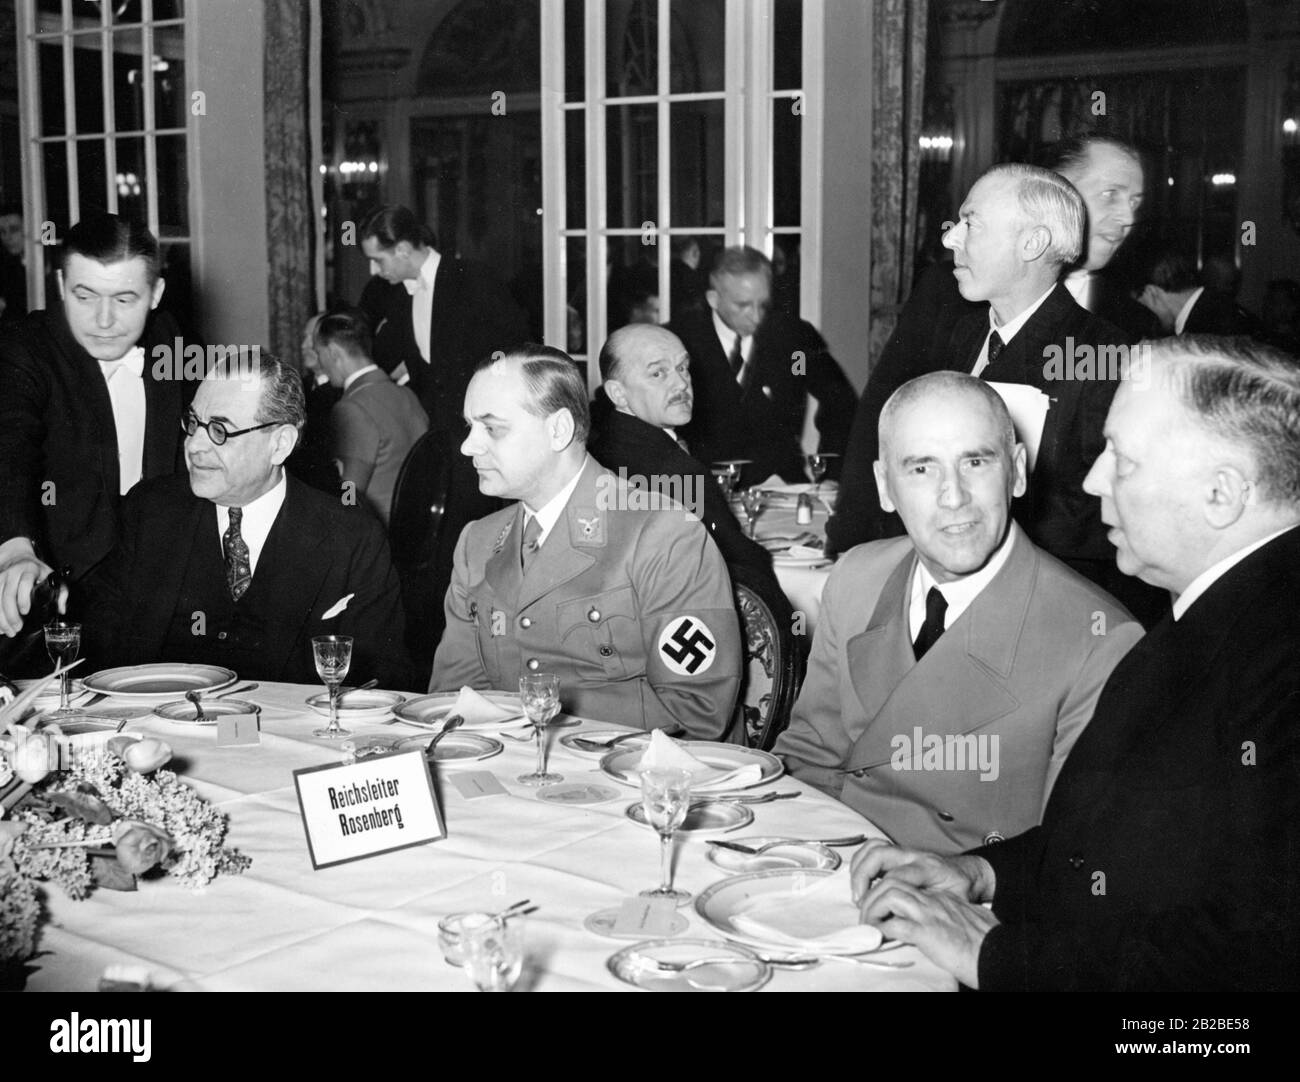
left=738, top=482, right=836, bottom=634
left=23, top=679, right=955, bottom=992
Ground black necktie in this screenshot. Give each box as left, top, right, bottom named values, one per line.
left=982, top=330, right=1005, bottom=374
left=728, top=333, right=744, bottom=379
left=520, top=514, right=542, bottom=572
left=912, top=587, right=948, bottom=660
left=223, top=506, right=252, bottom=601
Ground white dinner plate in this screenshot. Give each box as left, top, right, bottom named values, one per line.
left=392, top=691, right=524, bottom=729
left=155, top=699, right=260, bottom=726
left=771, top=554, right=832, bottom=569
left=394, top=731, right=504, bottom=764
left=624, top=799, right=754, bottom=834
left=607, top=938, right=770, bottom=992
left=82, top=664, right=238, bottom=699
left=706, top=837, right=841, bottom=874
left=695, top=869, right=889, bottom=957
left=305, top=689, right=405, bottom=720
left=600, top=741, right=783, bottom=791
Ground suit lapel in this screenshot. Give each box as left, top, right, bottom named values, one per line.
left=485, top=506, right=527, bottom=605
left=844, top=550, right=915, bottom=728
left=950, top=308, right=989, bottom=373
left=142, top=492, right=211, bottom=656
left=141, top=360, right=181, bottom=480
left=844, top=531, right=1031, bottom=771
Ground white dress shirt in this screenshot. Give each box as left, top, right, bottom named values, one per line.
left=405, top=249, right=441, bottom=364
left=1063, top=269, right=1094, bottom=312
left=711, top=309, right=752, bottom=384
left=521, top=456, right=590, bottom=549
left=99, top=345, right=147, bottom=495
left=970, top=285, right=1056, bottom=377
left=215, top=473, right=288, bottom=577
left=1173, top=287, right=1204, bottom=335
left=1172, top=524, right=1297, bottom=621
left=908, top=522, right=1020, bottom=641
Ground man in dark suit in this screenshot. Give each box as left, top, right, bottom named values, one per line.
left=1137, top=248, right=1263, bottom=337
left=357, top=206, right=528, bottom=665
left=588, top=324, right=779, bottom=593
left=86, top=355, right=410, bottom=689
left=825, top=165, right=1161, bottom=623
left=1046, top=135, right=1160, bottom=342
left=667, top=246, right=855, bottom=486
left=0, top=213, right=195, bottom=644
left=776, top=373, right=1141, bottom=854
left=851, top=336, right=1300, bottom=992
left=0, top=205, right=28, bottom=323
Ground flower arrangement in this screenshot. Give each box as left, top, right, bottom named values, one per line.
left=0, top=668, right=251, bottom=986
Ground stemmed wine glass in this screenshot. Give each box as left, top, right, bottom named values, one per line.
left=710, top=467, right=735, bottom=500
left=804, top=452, right=839, bottom=498
left=312, top=635, right=353, bottom=739
left=739, top=486, right=766, bottom=538
left=639, top=767, right=694, bottom=904
left=43, top=621, right=83, bottom=721
left=517, top=672, right=562, bottom=786
left=463, top=916, right=525, bottom=992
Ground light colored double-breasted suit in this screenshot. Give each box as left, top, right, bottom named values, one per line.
left=430, top=457, right=741, bottom=738
left=773, top=526, right=1143, bottom=853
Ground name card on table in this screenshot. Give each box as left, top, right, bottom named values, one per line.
left=293, top=750, right=445, bottom=869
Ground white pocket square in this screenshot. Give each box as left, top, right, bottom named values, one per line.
left=321, top=593, right=354, bottom=619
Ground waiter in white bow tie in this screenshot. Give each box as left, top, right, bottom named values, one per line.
left=0, top=212, right=195, bottom=642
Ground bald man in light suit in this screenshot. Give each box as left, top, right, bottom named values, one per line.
left=774, top=372, right=1142, bottom=853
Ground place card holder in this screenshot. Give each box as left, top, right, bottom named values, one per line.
left=293, top=749, right=446, bottom=869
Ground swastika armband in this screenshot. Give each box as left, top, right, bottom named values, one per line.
left=656, top=616, right=717, bottom=675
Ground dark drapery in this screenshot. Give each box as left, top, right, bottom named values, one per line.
left=263, top=0, right=314, bottom=365
left=868, top=0, right=928, bottom=368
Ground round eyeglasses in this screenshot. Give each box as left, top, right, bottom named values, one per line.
left=181, top=411, right=283, bottom=446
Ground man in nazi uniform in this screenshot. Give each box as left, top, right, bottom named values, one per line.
left=430, top=345, right=741, bottom=738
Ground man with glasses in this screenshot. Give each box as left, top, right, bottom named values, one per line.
left=84, top=355, right=410, bottom=688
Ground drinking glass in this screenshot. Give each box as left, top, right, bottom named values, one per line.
left=710, top=467, right=734, bottom=500
left=803, top=452, right=838, bottom=497
left=43, top=621, right=83, bottom=720
left=739, top=486, right=766, bottom=538
left=312, top=635, right=353, bottom=738
left=517, top=672, right=562, bottom=786
left=639, top=767, right=694, bottom=904
left=462, top=917, right=525, bottom=992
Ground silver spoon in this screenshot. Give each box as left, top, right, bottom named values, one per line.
left=425, top=714, right=464, bottom=756
left=571, top=731, right=647, bottom=753
left=185, top=689, right=206, bottom=722
left=214, top=682, right=258, bottom=699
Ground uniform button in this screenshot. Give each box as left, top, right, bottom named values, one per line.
left=1068, top=854, right=1085, bottom=870
left=850, top=769, right=868, bottom=779
left=598, top=645, right=614, bottom=657
left=526, top=658, right=540, bottom=671
left=587, top=608, right=601, bottom=622
left=519, top=616, right=532, bottom=629
left=937, top=811, right=954, bottom=822
left=983, top=831, right=1005, bottom=845
left=217, top=631, right=228, bottom=641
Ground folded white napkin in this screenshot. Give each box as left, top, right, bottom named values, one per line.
left=633, top=729, right=762, bottom=792
left=452, top=686, right=521, bottom=725
left=730, top=871, right=883, bottom=953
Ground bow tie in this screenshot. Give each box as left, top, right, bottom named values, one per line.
left=403, top=277, right=430, bottom=296
left=99, top=347, right=145, bottom=380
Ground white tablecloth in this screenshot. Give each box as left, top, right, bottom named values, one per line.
left=747, top=499, right=834, bottom=634
left=26, top=682, right=953, bottom=992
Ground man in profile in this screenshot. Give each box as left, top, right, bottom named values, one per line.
left=668, top=245, right=855, bottom=486
left=86, top=355, right=409, bottom=688
left=1136, top=248, right=1261, bottom=337
left=775, top=372, right=1140, bottom=853
left=314, top=309, right=428, bottom=525
left=0, top=213, right=195, bottom=646
left=431, top=346, right=741, bottom=738
left=853, top=337, right=1300, bottom=991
